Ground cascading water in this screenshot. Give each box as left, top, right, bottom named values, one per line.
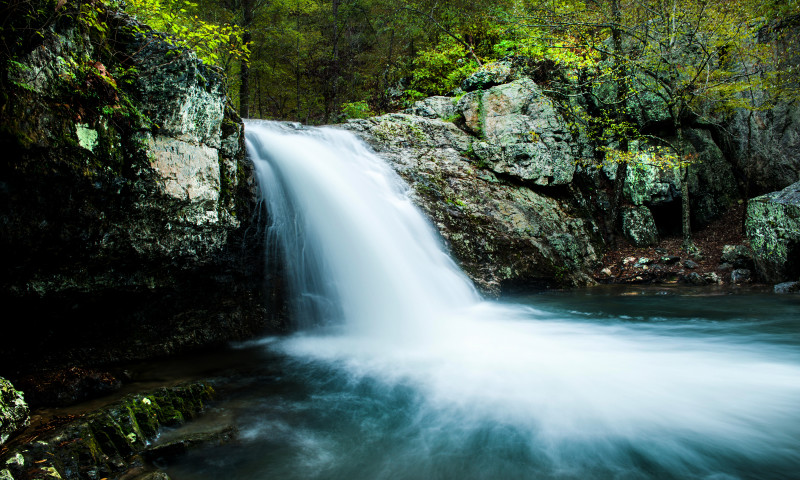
left=227, top=120, right=800, bottom=480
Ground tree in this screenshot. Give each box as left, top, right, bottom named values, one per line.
left=519, top=0, right=781, bottom=251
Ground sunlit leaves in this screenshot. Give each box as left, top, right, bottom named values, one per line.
left=125, top=0, right=249, bottom=66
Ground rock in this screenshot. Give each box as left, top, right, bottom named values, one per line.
left=14, top=367, right=122, bottom=408
left=0, top=378, right=29, bottom=445
left=461, top=61, right=514, bottom=92
left=601, top=267, right=613, bottom=277
left=622, top=256, right=638, bottom=265
left=720, top=245, right=755, bottom=270
left=405, top=96, right=458, bottom=120
left=636, top=258, right=654, bottom=266
left=0, top=383, right=214, bottom=480
left=685, top=272, right=707, bottom=285
left=622, top=206, right=658, bottom=247
left=660, top=256, right=680, bottom=265
left=683, top=260, right=699, bottom=269
left=126, top=472, right=172, bottom=480
left=746, top=181, right=800, bottom=282
left=456, top=78, right=575, bottom=186
left=622, top=130, right=737, bottom=228
left=0, top=7, right=273, bottom=373
left=702, top=272, right=722, bottom=285
left=342, top=113, right=601, bottom=294
left=718, top=262, right=733, bottom=271
left=731, top=269, right=752, bottom=284
left=774, top=281, right=800, bottom=293
left=144, top=424, right=236, bottom=461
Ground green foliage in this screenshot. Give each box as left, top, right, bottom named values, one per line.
left=405, top=37, right=480, bottom=102
left=340, top=100, right=375, bottom=120
left=124, top=0, right=249, bottom=66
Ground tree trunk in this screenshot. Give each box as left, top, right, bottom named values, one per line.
left=607, top=0, right=629, bottom=244
left=239, top=0, right=254, bottom=118
left=676, top=124, right=694, bottom=252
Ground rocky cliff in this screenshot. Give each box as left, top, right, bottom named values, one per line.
left=0, top=4, right=278, bottom=378
left=340, top=62, right=764, bottom=294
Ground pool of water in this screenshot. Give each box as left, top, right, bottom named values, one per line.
left=159, top=288, right=800, bottom=480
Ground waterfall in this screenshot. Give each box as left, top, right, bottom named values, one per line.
left=242, top=121, right=800, bottom=479
left=246, top=121, right=480, bottom=334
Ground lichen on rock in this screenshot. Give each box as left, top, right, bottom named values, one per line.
left=342, top=111, right=601, bottom=295
left=0, top=378, right=29, bottom=445
left=746, top=181, right=800, bottom=283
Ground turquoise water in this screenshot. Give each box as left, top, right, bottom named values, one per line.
left=163, top=289, right=800, bottom=480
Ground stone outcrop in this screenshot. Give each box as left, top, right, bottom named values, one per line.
left=456, top=78, right=575, bottom=186
left=746, top=181, right=800, bottom=283
left=0, top=379, right=29, bottom=445
left=0, top=6, right=276, bottom=376
left=0, top=383, right=217, bottom=480
left=341, top=113, right=602, bottom=295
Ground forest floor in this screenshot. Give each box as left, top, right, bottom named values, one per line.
left=592, top=203, right=758, bottom=286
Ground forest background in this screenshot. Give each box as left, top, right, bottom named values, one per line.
left=103, top=0, right=799, bottom=125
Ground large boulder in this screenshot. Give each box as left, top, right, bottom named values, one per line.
left=619, top=129, right=737, bottom=231
left=0, top=6, right=273, bottom=374
left=621, top=206, right=658, bottom=247
left=0, top=378, right=29, bottom=445
left=341, top=113, right=601, bottom=295
left=745, top=181, right=800, bottom=282
left=455, top=78, right=575, bottom=186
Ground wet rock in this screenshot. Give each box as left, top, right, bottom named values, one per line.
left=144, top=424, right=236, bottom=461
left=683, top=260, right=699, bottom=269
left=0, top=383, right=214, bottom=480
left=622, top=206, right=658, bottom=247
left=731, top=269, right=752, bottom=284
left=746, top=181, right=800, bottom=283
left=774, top=281, right=800, bottom=293
left=0, top=378, right=29, bottom=445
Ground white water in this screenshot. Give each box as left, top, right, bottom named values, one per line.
left=245, top=121, right=800, bottom=479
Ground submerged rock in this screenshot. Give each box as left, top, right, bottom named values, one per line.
left=0, top=378, right=29, bottom=445
left=746, top=181, right=800, bottom=282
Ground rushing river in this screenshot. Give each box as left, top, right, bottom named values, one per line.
left=164, top=122, right=800, bottom=479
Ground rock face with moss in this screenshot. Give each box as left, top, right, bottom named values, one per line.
left=0, top=383, right=214, bottom=480
left=0, top=6, right=275, bottom=375
left=456, top=78, right=576, bottom=186
left=0, top=378, right=29, bottom=445
left=341, top=113, right=602, bottom=295
left=746, top=181, right=800, bottom=283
